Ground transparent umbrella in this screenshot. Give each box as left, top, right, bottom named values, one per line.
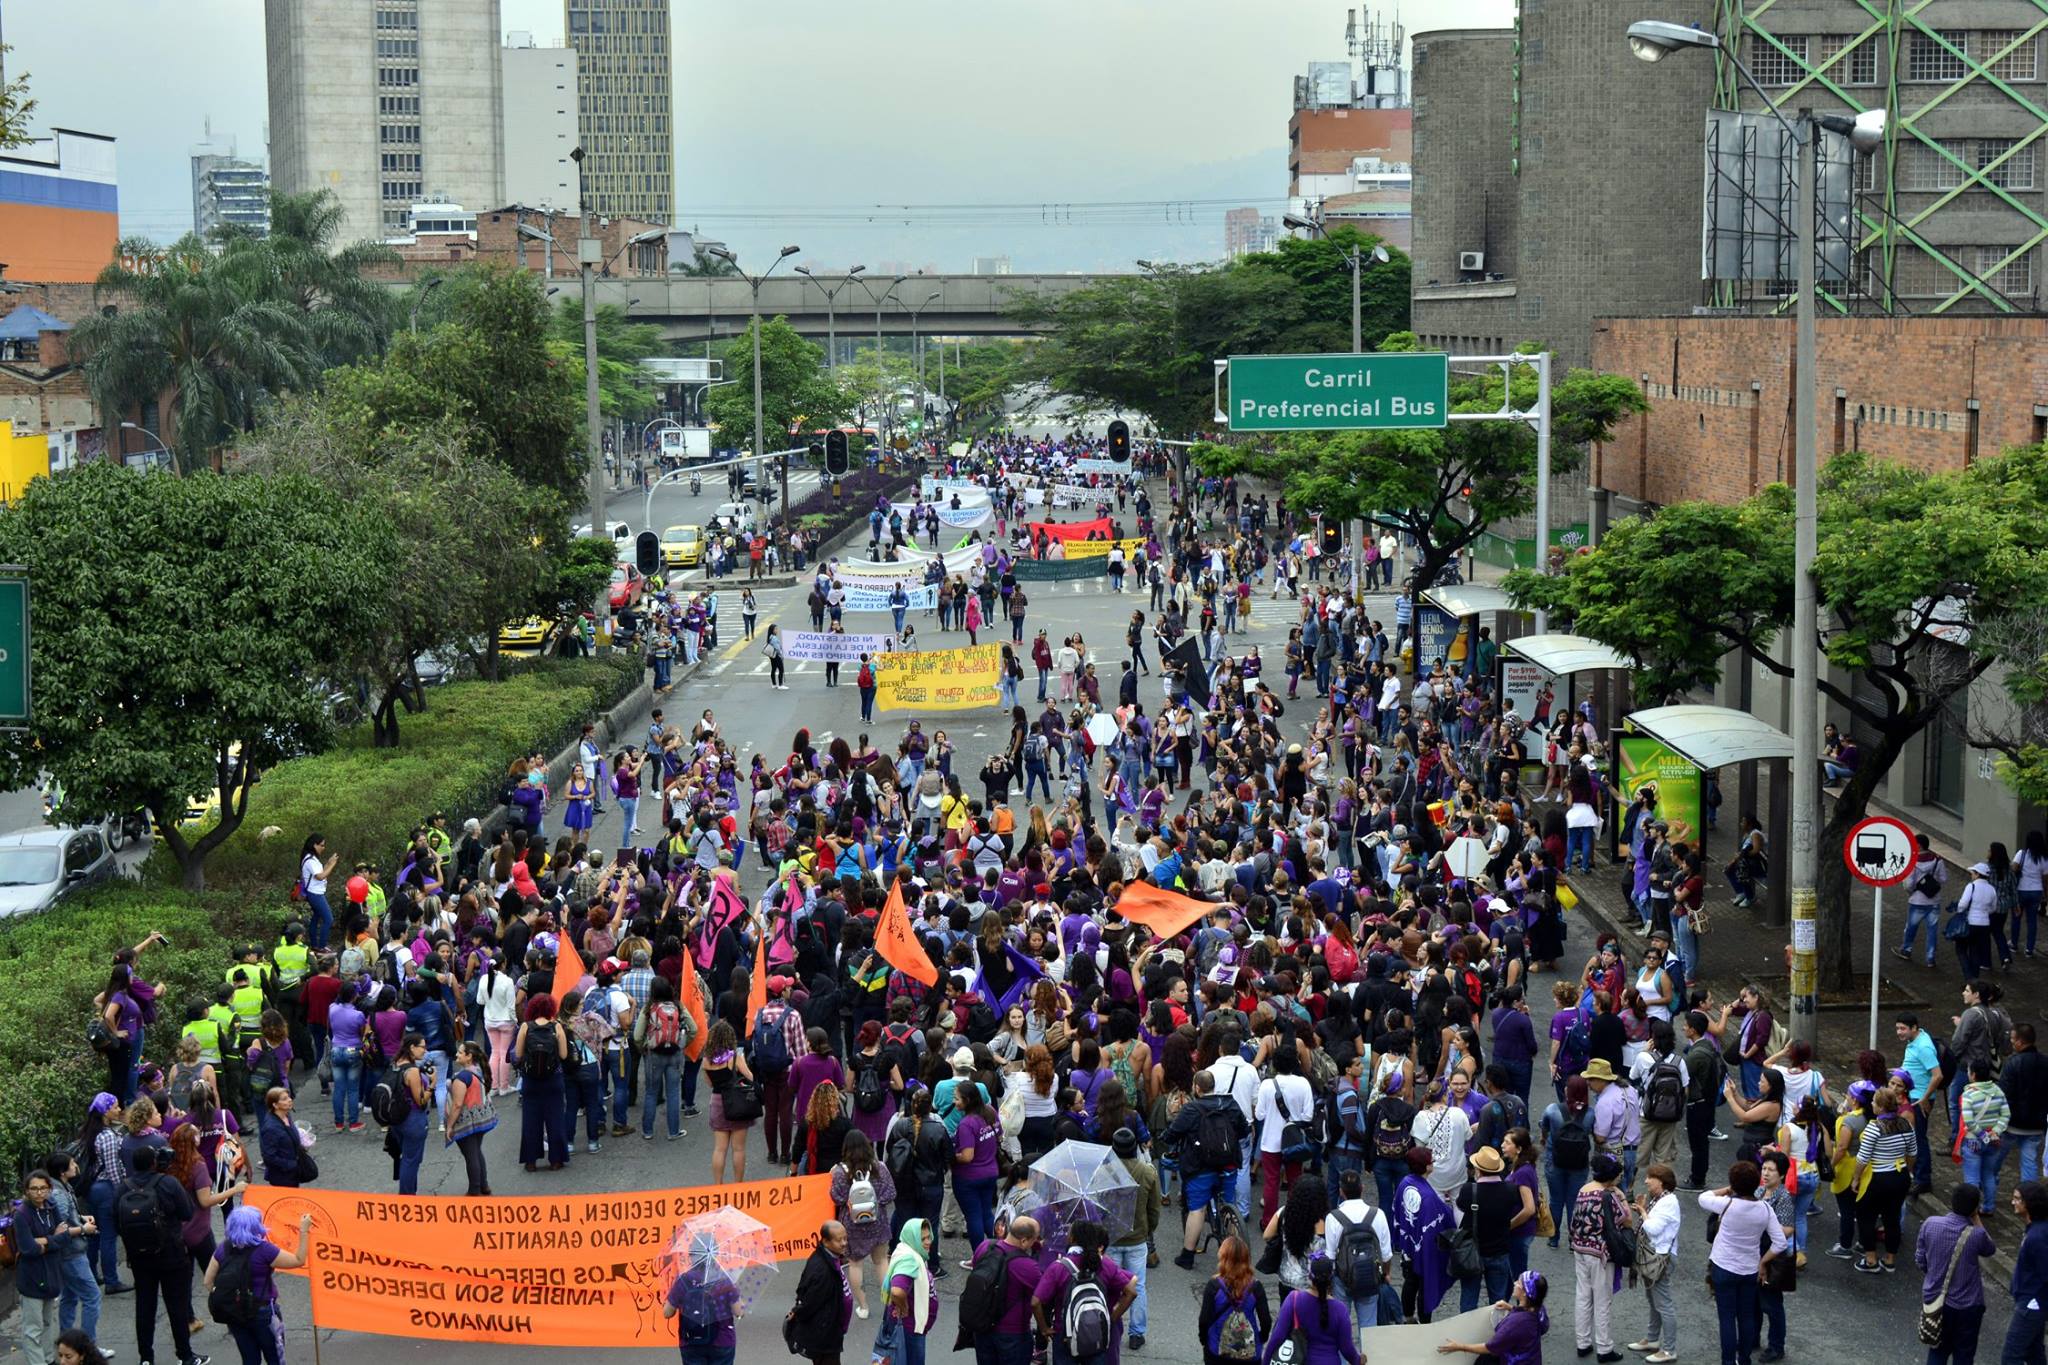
left=658, top=1206, right=779, bottom=1327
left=1026, top=1139, right=1139, bottom=1250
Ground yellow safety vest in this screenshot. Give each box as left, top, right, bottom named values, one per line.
left=181, top=1017, right=225, bottom=1066
left=229, top=984, right=266, bottom=1042
left=272, top=940, right=309, bottom=990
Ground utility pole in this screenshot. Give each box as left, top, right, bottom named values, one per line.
left=710, top=243, right=802, bottom=520
left=572, top=147, right=604, bottom=535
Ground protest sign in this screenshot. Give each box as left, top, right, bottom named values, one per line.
left=843, top=581, right=937, bottom=611
left=782, top=631, right=892, bottom=663
left=1026, top=517, right=1112, bottom=544
left=1014, top=557, right=1105, bottom=581
left=1063, top=536, right=1146, bottom=559
left=874, top=643, right=1001, bottom=712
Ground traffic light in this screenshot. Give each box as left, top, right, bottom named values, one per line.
left=824, top=430, right=850, bottom=477
left=1107, top=420, right=1130, bottom=463
left=1320, top=520, right=1342, bottom=557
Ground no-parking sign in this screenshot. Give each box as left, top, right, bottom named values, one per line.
left=1843, top=815, right=1915, bottom=887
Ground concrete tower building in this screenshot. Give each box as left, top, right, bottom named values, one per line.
left=566, top=0, right=674, bottom=224
left=265, top=0, right=505, bottom=243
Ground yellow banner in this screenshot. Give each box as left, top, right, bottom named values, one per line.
left=874, top=644, right=1001, bottom=712
left=1062, top=536, right=1147, bottom=559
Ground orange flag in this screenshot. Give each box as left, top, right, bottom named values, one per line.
left=743, top=929, right=767, bottom=1038
left=1111, top=881, right=1222, bottom=941
left=551, top=933, right=588, bottom=1007
left=677, top=946, right=710, bottom=1062
left=875, top=878, right=938, bottom=987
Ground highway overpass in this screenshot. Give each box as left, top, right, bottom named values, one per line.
left=559, top=272, right=1125, bottom=345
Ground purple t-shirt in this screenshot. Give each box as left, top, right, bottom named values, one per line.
left=887, top=1271, right=939, bottom=1331
left=665, top=1273, right=737, bottom=1348
left=790, top=1053, right=846, bottom=1127
left=972, top=1238, right=1047, bottom=1333
left=215, top=1240, right=282, bottom=1305
left=1032, top=1254, right=1133, bottom=1326
left=956, top=1112, right=1002, bottom=1179
left=328, top=1001, right=366, bottom=1051
left=1508, top=1164, right=1540, bottom=1243
left=1484, top=1306, right=1546, bottom=1365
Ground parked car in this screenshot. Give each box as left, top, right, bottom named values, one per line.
left=574, top=522, right=635, bottom=559
left=607, top=562, right=647, bottom=610
left=497, top=615, right=559, bottom=654
left=0, top=825, right=115, bottom=918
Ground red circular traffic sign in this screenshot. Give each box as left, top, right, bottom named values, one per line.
left=1843, top=815, right=1917, bottom=888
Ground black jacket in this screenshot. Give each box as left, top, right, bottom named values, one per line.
left=789, top=1245, right=847, bottom=1357
left=2003, top=1047, right=2048, bottom=1132
left=1165, top=1092, right=1248, bottom=1174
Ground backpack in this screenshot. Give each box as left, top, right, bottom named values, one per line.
left=1557, top=1013, right=1591, bottom=1076
left=845, top=1168, right=880, bottom=1224
left=1277, top=1083, right=1319, bottom=1163
left=246, top=1044, right=288, bottom=1109
left=208, top=1244, right=265, bottom=1326
left=1192, top=1101, right=1240, bottom=1172
left=880, top=1024, right=921, bottom=1090
left=370, top=1064, right=414, bottom=1129
left=885, top=1119, right=918, bottom=1184
left=1331, top=1206, right=1384, bottom=1297
left=646, top=1001, right=683, bottom=1055
left=1552, top=1110, right=1594, bottom=1171
left=1207, top=1281, right=1261, bottom=1362
left=964, top=1000, right=999, bottom=1044
left=1642, top=1055, right=1687, bottom=1124
left=521, top=1022, right=562, bottom=1080
left=854, top=1056, right=887, bottom=1113
left=857, top=663, right=875, bottom=689
left=1059, top=1258, right=1113, bottom=1359
left=958, top=1244, right=1023, bottom=1337
left=752, top=1008, right=793, bottom=1077
left=114, top=1175, right=175, bottom=1258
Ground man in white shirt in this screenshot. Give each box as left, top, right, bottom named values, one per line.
left=1253, top=1052, right=1317, bottom=1228
left=1377, top=531, right=1397, bottom=587
left=1208, top=1035, right=1261, bottom=1221
left=1323, top=1167, right=1394, bottom=1338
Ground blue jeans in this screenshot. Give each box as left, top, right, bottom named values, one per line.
left=1963, top=1138, right=2007, bottom=1204
left=566, top=1062, right=605, bottom=1141
left=604, top=1046, right=632, bottom=1125
left=87, top=1179, right=123, bottom=1285
left=2019, top=890, right=2043, bottom=955
left=2015, top=1132, right=2045, bottom=1184
left=397, top=1107, right=429, bottom=1193
left=1710, top=1262, right=1760, bottom=1365
left=1915, top=1103, right=1935, bottom=1187
left=228, top=1303, right=285, bottom=1365
left=1566, top=827, right=1595, bottom=873
left=1790, top=1183, right=1815, bottom=1252
left=1235, top=1134, right=1255, bottom=1217
left=1901, top=901, right=1940, bottom=964
left=57, top=1251, right=100, bottom=1337
left=330, top=1046, right=362, bottom=1126
left=1461, top=1252, right=1512, bottom=1310
left=875, top=1315, right=929, bottom=1365
left=1106, top=1241, right=1147, bottom=1337
left=977, top=1329, right=1035, bottom=1365
left=618, top=795, right=639, bottom=833
left=1023, top=760, right=1052, bottom=802
left=1673, top=913, right=1700, bottom=979
left=1930, top=1303, right=1987, bottom=1365
left=2002, top=1301, right=2045, bottom=1365
left=1036, top=667, right=1050, bottom=701
left=1757, top=1285, right=1786, bottom=1354
left=304, top=891, right=333, bottom=950
left=956, top=1173, right=999, bottom=1249
left=425, top=1048, right=451, bottom=1114
left=634, top=1049, right=677, bottom=1132
left=682, top=1344, right=737, bottom=1365
left=1546, top=1164, right=1587, bottom=1244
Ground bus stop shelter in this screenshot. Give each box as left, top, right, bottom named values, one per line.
left=1417, top=585, right=1524, bottom=682
left=1623, top=704, right=1796, bottom=926
left=1497, top=632, right=1635, bottom=738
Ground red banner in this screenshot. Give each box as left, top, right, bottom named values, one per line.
left=1111, top=881, right=1223, bottom=940
left=1027, top=517, right=1112, bottom=544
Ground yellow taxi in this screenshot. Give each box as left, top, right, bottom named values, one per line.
left=662, top=524, right=703, bottom=569
left=497, top=616, right=557, bottom=654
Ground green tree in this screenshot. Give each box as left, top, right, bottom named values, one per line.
left=68, top=236, right=316, bottom=472
left=0, top=464, right=391, bottom=889
left=215, top=190, right=398, bottom=367
left=323, top=265, right=584, bottom=498
left=0, top=45, right=34, bottom=148
left=1195, top=360, right=1645, bottom=593
left=547, top=298, right=666, bottom=424
left=1509, top=450, right=2048, bottom=991
left=1011, top=235, right=1410, bottom=433
left=671, top=247, right=740, bottom=277
left=704, top=317, right=851, bottom=454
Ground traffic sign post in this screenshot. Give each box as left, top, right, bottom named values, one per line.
left=1217, top=352, right=1449, bottom=431
left=0, top=573, right=29, bottom=729
left=1844, top=815, right=1916, bottom=1048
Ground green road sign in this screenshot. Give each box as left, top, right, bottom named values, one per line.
left=0, top=575, right=28, bottom=726
left=1224, top=352, right=1449, bottom=431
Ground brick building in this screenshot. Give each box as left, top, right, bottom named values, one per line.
left=361, top=203, right=668, bottom=281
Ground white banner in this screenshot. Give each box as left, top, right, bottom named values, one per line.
left=1050, top=483, right=1098, bottom=508
left=893, top=500, right=994, bottom=530
left=858, top=544, right=986, bottom=574
left=1069, top=458, right=1124, bottom=475
left=920, top=476, right=985, bottom=499
left=843, top=582, right=938, bottom=612
left=782, top=631, right=893, bottom=663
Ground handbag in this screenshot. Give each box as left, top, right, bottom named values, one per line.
left=1256, top=1235, right=1285, bottom=1275
left=1599, top=1191, right=1638, bottom=1268
left=296, top=1148, right=320, bottom=1184
left=1536, top=1195, right=1557, bottom=1241
left=446, top=1078, right=499, bottom=1144
left=1921, top=1225, right=1977, bottom=1346
left=1636, top=1244, right=1671, bottom=1285
left=1943, top=903, right=1971, bottom=942
left=722, top=1077, right=764, bottom=1124
left=1556, top=882, right=1580, bottom=911
left=86, top=1017, right=117, bottom=1054
left=1443, top=1221, right=1484, bottom=1279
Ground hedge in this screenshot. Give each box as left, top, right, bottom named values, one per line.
left=0, top=882, right=274, bottom=1183
left=199, top=654, right=641, bottom=890
left=786, top=469, right=914, bottom=548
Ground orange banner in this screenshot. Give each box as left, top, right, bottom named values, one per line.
left=551, top=933, right=587, bottom=1007
left=243, top=1174, right=835, bottom=1348
left=678, top=946, right=710, bottom=1061
left=1112, top=880, right=1225, bottom=940
left=874, top=878, right=938, bottom=986
left=743, top=931, right=766, bottom=1038
left=1027, top=516, right=1112, bottom=544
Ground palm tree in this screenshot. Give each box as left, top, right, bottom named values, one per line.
left=68, top=235, right=315, bottom=472
left=214, top=190, right=398, bottom=366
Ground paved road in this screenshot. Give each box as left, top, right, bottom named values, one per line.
left=50, top=464, right=1965, bottom=1363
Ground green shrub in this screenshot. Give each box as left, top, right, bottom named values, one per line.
left=199, top=655, right=640, bottom=889
left=0, top=882, right=274, bottom=1182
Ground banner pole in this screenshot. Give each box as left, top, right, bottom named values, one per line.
left=308, top=1246, right=325, bottom=1365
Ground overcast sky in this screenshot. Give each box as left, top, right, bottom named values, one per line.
left=6, top=0, right=1507, bottom=271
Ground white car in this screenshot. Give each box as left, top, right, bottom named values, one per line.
left=710, top=502, right=760, bottom=535
left=574, top=522, right=635, bottom=558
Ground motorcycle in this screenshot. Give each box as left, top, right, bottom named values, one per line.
left=103, top=808, right=152, bottom=852
left=689, top=474, right=702, bottom=496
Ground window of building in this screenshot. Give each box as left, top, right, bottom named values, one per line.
left=1976, top=138, right=2036, bottom=189
left=1749, top=33, right=1809, bottom=85
left=1815, top=33, right=1879, bottom=84
left=1899, top=139, right=1968, bottom=190
left=1895, top=245, right=2034, bottom=295
left=1975, top=245, right=2034, bottom=293
left=1906, top=28, right=1967, bottom=81
left=1984, top=30, right=2039, bottom=80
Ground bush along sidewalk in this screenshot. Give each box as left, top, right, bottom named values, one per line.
left=784, top=469, right=914, bottom=548
left=195, top=654, right=641, bottom=890
left=0, top=882, right=277, bottom=1183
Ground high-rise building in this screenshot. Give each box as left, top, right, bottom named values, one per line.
left=191, top=146, right=271, bottom=240
left=1287, top=6, right=1414, bottom=250
left=970, top=256, right=1012, bottom=276
left=501, top=34, right=580, bottom=215
left=1224, top=207, right=1278, bottom=257
left=0, top=129, right=119, bottom=283
left=566, top=0, right=673, bottom=224
left=265, top=0, right=505, bottom=243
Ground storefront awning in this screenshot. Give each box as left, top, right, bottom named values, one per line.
left=1626, top=704, right=1795, bottom=770
left=1419, top=585, right=1521, bottom=618
left=1500, top=632, right=1634, bottom=677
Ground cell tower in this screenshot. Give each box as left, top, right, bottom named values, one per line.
left=1346, top=4, right=1408, bottom=107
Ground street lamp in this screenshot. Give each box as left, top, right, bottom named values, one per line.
left=908, top=290, right=942, bottom=444
left=709, top=243, right=802, bottom=516
left=409, top=276, right=443, bottom=333
left=850, top=273, right=906, bottom=444
left=118, top=421, right=173, bottom=474
left=570, top=144, right=606, bottom=536
left=1628, top=16, right=1887, bottom=1048
left=517, top=221, right=556, bottom=278
left=795, top=264, right=865, bottom=369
